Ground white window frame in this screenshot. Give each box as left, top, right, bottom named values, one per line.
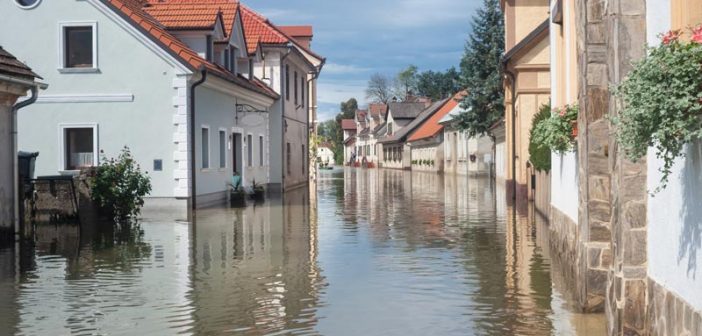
left=218, top=128, right=227, bottom=170
left=201, top=125, right=211, bottom=170
left=58, top=21, right=99, bottom=73
left=247, top=133, right=253, bottom=167
left=58, top=123, right=99, bottom=174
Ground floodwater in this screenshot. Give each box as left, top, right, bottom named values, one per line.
left=0, top=168, right=606, bottom=335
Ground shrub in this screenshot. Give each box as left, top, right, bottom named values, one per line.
left=529, top=104, right=553, bottom=171
left=92, top=147, right=152, bottom=222
left=614, top=26, right=702, bottom=192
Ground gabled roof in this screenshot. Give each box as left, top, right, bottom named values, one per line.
left=387, top=102, right=427, bottom=120
left=341, top=119, right=356, bottom=130
left=379, top=99, right=448, bottom=144
left=239, top=4, right=324, bottom=62
left=408, top=91, right=467, bottom=142
left=0, top=46, right=41, bottom=80
left=503, top=19, right=550, bottom=65
left=104, top=0, right=278, bottom=99
left=144, top=2, right=230, bottom=32
left=369, top=103, right=388, bottom=119
left=344, top=135, right=356, bottom=145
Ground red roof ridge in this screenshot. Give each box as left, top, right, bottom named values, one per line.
left=407, top=91, right=467, bottom=142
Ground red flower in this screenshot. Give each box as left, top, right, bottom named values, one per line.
left=691, top=25, right=702, bottom=44
left=558, top=107, right=566, bottom=117
left=662, top=29, right=682, bottom=45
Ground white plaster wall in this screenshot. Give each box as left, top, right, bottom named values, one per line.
left=1, top=0, right=183, bottom=198
left=495, top=139, right=506, bottom=180
left=551, top=152, right=578, bottom=220
left=645, top=0, right=702, bottom=311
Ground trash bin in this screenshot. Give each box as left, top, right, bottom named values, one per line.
left=18, top=151, right=39, bottom=182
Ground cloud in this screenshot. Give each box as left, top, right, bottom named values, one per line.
left=317, top=79, right=367, bottom=106
left=323, top=63, right=371, bottom=75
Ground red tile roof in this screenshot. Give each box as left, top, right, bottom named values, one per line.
left=279, top=25, right=313, bottom=37
left=144, top=2, right=231, bottom=32
left=407, top=91, right=467, bottom=142
left=105, top=0, right=278, bottom=99
left=341, top=119, right=356, bottom=130
left=368, top=103, right=387, bottom=119
left=239, top=5, right=324, bottom=60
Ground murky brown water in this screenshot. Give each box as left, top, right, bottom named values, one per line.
left=0, top=168, right=605, bottom=335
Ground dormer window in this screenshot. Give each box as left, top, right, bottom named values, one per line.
left=206, top=35, right=213, bottom=61
left=230, top=46, right=237, bottom=74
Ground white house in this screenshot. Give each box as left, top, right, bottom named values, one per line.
left=316, top=143, right=334, bottom=167
left=438, top=95, right=494, bottom=176
left=354, top=103, right=387, bottom=167
left=244, top=7, right=325, bottom=192
left=0, top=0, right=283, bottom=217
left=341, top=118, right=356, bottom=165
left=0, top=46, right=46, bottom=241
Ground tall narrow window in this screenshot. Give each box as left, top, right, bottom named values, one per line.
left=224, top=49, right=230, bottom=71
left=64, top=127, right=95, bottom=170
left=64, top=26, right=93, bottom=68
left=285, top=65, right=290, bottom=101
left=301, top=76, right=305, bottom=108
left=287, top=142, right=291, bottom=175
left=219, top=130, right=226, bottom=168
left=301, top=144, right=305, bottom=174
left=201, top=127, right=210, bottom=169
left=206, top=35, right=213, bottom=61
left=294, top=71, right=299, bottom=105
left=247, top=134, right=253, bottom=167
left=259, top=136, right=264, bottom=166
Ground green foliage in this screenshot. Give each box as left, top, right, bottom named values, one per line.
left=532, top=104, right=578, bottom=154
left=396, top=65, right=419, bottom=97
left=614, top=28, right=702, bottom=192
left=92, top=147, right=152, bottom=222
left=456, top=0, right=505, bottom=137
left=528, top=104, right=553, bottom=171
left=416, top=67, right=461, bottom=100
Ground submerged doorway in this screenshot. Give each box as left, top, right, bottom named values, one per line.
left=232, top=132, right=243, bottom=176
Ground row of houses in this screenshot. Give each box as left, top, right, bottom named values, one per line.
left=341, top=92, right=499, bottom=177
left=502, top=0, right=702, bottom=334
left=0, top=0, right=325, bottom=223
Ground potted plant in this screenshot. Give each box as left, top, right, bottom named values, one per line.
left=614, top=26, right=702, bottom=192
left=532, top=104, right=578, bottom=154
left=250, top=179, right=265, bottom=201
left=229, top=173, right=246, bottom=207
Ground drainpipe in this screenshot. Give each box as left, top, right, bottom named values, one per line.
left=9, top=78, right=45, bottom=240
left=279, top=48, right=292, bottom=193
left=189, top=68, right=207, bottom=217
left=504, top=67, right=517, bottom=202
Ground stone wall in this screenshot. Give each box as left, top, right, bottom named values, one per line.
left=574, top=0, right=613, bottom=314
left=603, top=0, right=650, bottom=333
left=647, top=278, right=702, bottom=335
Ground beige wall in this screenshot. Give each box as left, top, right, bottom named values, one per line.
left=504, top=0, right=550, bottom=50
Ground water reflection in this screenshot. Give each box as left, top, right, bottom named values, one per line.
left=0, top=168, right=604, bottom=335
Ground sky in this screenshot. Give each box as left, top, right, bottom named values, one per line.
left=247, top=0, right=482, bottom=121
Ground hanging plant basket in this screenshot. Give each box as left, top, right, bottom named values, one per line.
left=613, top=26, right=702, bottom=193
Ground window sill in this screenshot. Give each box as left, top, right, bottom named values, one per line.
left=58, top=67, right=100, bottom=74
left=59, top=170, right=82, bottom=176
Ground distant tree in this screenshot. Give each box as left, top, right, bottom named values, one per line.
left=339, top=98, right=358, bottom=119
left=366, top=73, right=393, bottom=103
left=395, top=65, right=419, bottom=99
left=455, top=0, right=505, bottom=136
left=416, top=67, right=461, bottom=100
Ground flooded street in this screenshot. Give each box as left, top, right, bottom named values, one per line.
left=0, top=168, right=605, bottom=335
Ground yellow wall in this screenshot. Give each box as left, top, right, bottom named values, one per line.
left=504, top=0, right=550, bottom=50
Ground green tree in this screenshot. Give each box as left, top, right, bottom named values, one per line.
left=396, top=65, right=419, bottom=99
left=455, top=0, right=505, bottom=136
left=528, top=104, right=552, bottom=172
left=416, top=67, right=461, bottom=100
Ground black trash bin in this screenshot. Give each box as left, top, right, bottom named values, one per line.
left=18, top=151, right=39, bottom=182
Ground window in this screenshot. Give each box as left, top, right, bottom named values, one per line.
left=219, top=130, right=226, bottom=168
left=294, top=71, right=299, bottom=105
left=15, top=0, right=41, bottom=9
left=285, top=65, right=290, bottom=101
left=62, top=24, right=95, bottom=69
left=63, top=127, right=96, bottom=170
left=301, top=144, right=305, bottom=174
left=286, top=142, right=291, bottom=175
left=388, top=122, right=393, bottom=135
left=206, top=35, right=213, bottom=61
left=224, top=49, right=230, bottom=71
left=247, top=134, right=253, bottom=167
left=259, top=136, right=264, bottom=166
left=231, top=46, right=238, bottom=74
left=300, top=76, right=305, bottom=108
left=201, top=127, right=210, bottom=169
